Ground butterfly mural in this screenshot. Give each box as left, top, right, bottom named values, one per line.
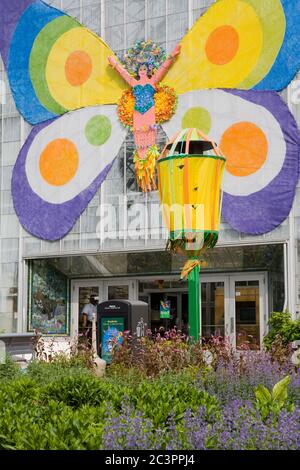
left=0, top=0, right=300, bottom=241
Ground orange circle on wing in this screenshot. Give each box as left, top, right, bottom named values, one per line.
left=39, top=139, right=79, bottom=186
left=65, top=50, right=93, bottom=86
left=205, top=25, right=239, bottom=65
left=220, top=122, right=268, bottom=177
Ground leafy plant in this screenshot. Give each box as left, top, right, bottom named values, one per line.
left=254, top=375, right=294, bottom=422
left=41, top=375, right=123, bottom=410
left=26, top=359, right=92, bottom=385
left=264, top=311, right=300, bottom=351
left=111, top=329, right=235, bottom=377
left=0, top=356, right=20, bottom=381
left=132, top=377, right=219, bottom=427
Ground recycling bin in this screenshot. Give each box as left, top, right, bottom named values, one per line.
left=97, top=300, right=148, bottom=363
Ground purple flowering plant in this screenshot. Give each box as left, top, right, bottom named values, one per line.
left=101, top=398, right=300, bottom=450
left=104, top=330, right=300, bottom=449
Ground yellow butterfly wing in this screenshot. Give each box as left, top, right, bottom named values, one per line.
left=44, top=25, right=127, bottom=110
left=0, top=0, right=127, bottom=125
left=163, top=0, right=287, bottom=92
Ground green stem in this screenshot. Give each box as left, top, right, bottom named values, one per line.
left=188, top=264, right=201, bottom=341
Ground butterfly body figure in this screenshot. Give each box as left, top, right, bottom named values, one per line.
left=108, top=44, right=180, bottom=192
left=0, top=0, right=300, bottom=241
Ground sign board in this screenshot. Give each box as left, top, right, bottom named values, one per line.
left=100, top=317, right=124, bottom=363
left=160, top=300, right=171, bottom=319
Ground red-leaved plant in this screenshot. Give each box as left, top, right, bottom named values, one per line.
left=111, top=329, right=236, bottom=377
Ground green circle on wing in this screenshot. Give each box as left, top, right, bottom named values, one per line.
left=181, top=107, right=212, bottom=134
left=30, top=15, right=80, bottom=115
left=85, top=115, right=112, bottom=146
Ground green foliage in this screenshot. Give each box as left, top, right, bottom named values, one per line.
left=0, top=399, right=106, bottom=450
left=39, top=366, right=217, bottom=426
left=132, top=374, right=219, bottom=426
left=41, top=374, right=127, bottom=410
left=26, top=359, right=92, bottom=385
left=264, top=311, right=300, bottom=351
left=0, top=360, right=220, bottom=450
left=0, top=367, right=109, bottom=450
left=0, top=355, right=298, bottom=450
left=107, top=363, right=148, bottom=383
left=0, top=356, right=21, bottom=381
left=254, top=376, right=294, bottom=422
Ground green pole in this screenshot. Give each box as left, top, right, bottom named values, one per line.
left=188, top=264, right=201, bottom=341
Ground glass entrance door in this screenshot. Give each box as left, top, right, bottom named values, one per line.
left=201, top=281, right=225, bottom=339
left=71, top=279, right=136, bottom=337
left=229, top=274, right=267, bottom=350
left=71, top=280, right=102, bottom=337
left=77, top=285, right=100, bottom=336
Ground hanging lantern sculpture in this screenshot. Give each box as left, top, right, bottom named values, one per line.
left=157, top=128, right=226, bottom=340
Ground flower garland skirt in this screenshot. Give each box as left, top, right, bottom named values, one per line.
left=133, top=108, right=158, bottom=192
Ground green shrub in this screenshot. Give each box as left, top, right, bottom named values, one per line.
left=0, top=364, right=109, bottom=450
left=132, top=376, right=219, bottom=426
left=41, top=374, right=113, bottom=409
left=0, top=377, right=40, bottom=407
left=0, top=368, right=215, bottom=449
left=26, top=359, right=92, bottom=385
left=0, top=356, right=20, bottom=381
left=107, top=363, right=147, bottom=383
left=0, top=400, right=106, bottom=450
left=0, top=361, right=219, bottom=434
left=264, top=311, right=300, bottom=351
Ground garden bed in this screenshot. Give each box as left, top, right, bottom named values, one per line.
left=0, top=333, right=299, bottom=450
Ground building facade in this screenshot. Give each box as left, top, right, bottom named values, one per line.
left=0, top=0, right=300, bottom=349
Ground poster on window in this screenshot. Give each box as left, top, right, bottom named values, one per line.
left=28, top=260, right=69, bottom=335
left=160, top=300, right=171, bottom=319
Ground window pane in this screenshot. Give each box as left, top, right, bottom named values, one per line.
left=105, top=26, right=125, bottom=53
left=235, top=281, right=260, bottom=350
left=126, top=0, right=145, bottom=22
left=148, top=17, right=166, bottom=43
left=2, top=141, right=20, bottom=165
left=148, top=0, right=166, bottom=18
left=167, top=0, right=188, bottom=14
left=126, top=20, right=145, bottom=46
left=78, top=286, right=99, bottom=334
left=83, top=4, right=101, bottom=35
left=3, top=117, right=20, bottom=141
left=105, top=0, right=124, bottom=27
left=108, top=285, right=129, bottom=300
left=201, top=282, right=225, bottom=338
left=167, top=12, right=188, bottom=41
left=28, top=260, right=70, bottom=335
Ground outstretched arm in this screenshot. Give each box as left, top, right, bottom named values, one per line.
left=108, top=56, right=136, bottom=87
left=152, top=44, right=181, bottom=85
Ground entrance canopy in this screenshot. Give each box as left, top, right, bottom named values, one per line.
left=27, top=244, right=283, bottom=279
